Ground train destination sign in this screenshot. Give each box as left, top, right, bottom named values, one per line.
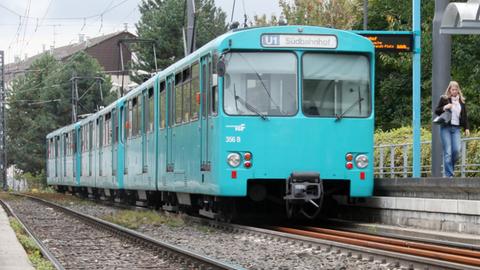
left=359, top=33, right=413, bottom=52
left=261, top=34, right=337, bottom=49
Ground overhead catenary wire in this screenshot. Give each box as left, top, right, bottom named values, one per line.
left=0, top=0, right=131, bottom=21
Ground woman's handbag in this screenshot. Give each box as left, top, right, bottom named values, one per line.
left=433, top=110, right=451, bottom=125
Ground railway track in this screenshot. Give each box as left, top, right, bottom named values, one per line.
left=199, top=221, right=480, bottom=270
left=273, top=226, right=480, bottom=269
left=0, top=194, right=242, bottom=270
left=12, top=192, right=480, bottom=270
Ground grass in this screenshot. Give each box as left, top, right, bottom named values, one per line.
left=9, top=218, right=55, bottom=270
left=102, top=209, right=185, bottom=230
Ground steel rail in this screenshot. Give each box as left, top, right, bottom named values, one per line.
left=0, top=198, right=65, bottom=270
left=18, top=194, right=243, bottom=270
left=191, top=219, right=476, bottom=270
left=302, top=226, right=480, bottom=259
left=274, top=226, right=480, bottom=268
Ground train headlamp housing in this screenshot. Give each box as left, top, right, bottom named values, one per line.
left=227, top=153, right=241, bottom=167
left=355, top=154, right=369, bottom=169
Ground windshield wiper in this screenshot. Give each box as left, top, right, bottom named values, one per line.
left=238, top=53, right=284, bottom=115
left=335, top=96, right=364, bottom=121
left=234, top=94, right=268, bottom=120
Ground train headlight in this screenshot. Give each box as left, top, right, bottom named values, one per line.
left=355, top=154, right=369, bottom=168
left=227, top=153, right=241, bottom=167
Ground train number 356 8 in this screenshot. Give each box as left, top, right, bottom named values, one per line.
left=225, top=136, right=241, bottom=143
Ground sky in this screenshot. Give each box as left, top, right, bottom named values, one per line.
left=0, top=0, right=282, bottom=64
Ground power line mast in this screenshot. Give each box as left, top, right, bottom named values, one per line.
left=183, top=0, right=196, bottom=56
left=0, top=50, right=7, bottom=190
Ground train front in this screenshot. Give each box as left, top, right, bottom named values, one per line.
left=216, top=26, right=374, bottom=218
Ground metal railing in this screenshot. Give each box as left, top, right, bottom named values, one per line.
left=374, top=137, right=480, bottom=178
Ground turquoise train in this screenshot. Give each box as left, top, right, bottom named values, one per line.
left=47, top=26, right=374, bottom=219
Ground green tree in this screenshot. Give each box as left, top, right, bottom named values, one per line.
left=280, top=0, right=362, bottom=29
left=7, top=52, right=115, bottom=175
left=134, top=0, right=227, bottom=75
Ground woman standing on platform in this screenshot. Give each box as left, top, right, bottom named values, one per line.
left=435, top=81, right=470, bottom=177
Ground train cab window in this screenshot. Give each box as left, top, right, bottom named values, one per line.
left=223, top=52, right=298, bottom=117
left=302, top=53, right=371, bottom=118
left=147, top=87, right=154, bottom=132
left=191, top=62, right=200, bottom=120
left=182, top=68, right=191, bottom=123
left=175, top=72, right=183, bottom=124
left=159, top=81, right=166, bottom=129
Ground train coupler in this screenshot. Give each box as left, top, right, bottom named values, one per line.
left=284, top=172, right=322, bottom=202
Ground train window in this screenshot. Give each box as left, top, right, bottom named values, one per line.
left=159, top=81, right=166, bottom=129
left=209, top=61, right=217, bottom=116
left=73, top=130, right=77, bottom=154
left=147, top=87, right=154, bottom=132
left=136, top=96, right=142, bottom=135
left=302, top=53, right=371, bottom=118
left=112, top=109, right=118, bottom=143
left=183, top=68, right=191, bottom=122
left=127, top=100, right=132, bottom=138
left=168, top=80, right=174, bottom=127
left=201, top=63, right=208, bottom=118
left=175, top=72, right=183, bottom=124
left=191, top=62, right=200, bottom=120
left=80, top=126, right=84, bottom=153
left=89, top=122, right=93, bottom=150
left=98, top=116, right=104, bottom=148
left=105, top=112, right=111, bottom=146
left=223, top=52, right=297, bottom=117
left=132, top=97, right=139, bottom=136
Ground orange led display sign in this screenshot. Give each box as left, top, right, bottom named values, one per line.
left=359, top=33, right=413, bottom=52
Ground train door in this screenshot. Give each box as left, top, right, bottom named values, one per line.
left=112, top=109, right=118, bottom=183
left=63, top=134, right=67, bottom=177
left=117, top=102, right=125, bottom=189
left=200, top=55, right=212, bottom=171
left=54, top=136, right=59, bottom=178
left=142, top=90, right=147, bottom=174
left=123, top=102, right=128, bottom=176
left=98, top=116, right=103, bottom=176
left=158, top=81, right=167, bottom=187
left=166, top=75, right=174, bottom=173
left=89, top=121, right=93, bottom=177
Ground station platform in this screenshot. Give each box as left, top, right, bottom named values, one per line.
left=334, top=177, right=480, bottom=246
left=0, top=206, right=34, bottom=270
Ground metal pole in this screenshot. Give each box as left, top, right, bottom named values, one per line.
left=152, top=44, right=158, bottom=72
left=71, top=77, right=75, bottom=123
left=412, top=0, right=421, bottom=177
left=363, top=0, right=368, bottom=30
left=186, top=0, right=196, bottom=55
left=431, top=0, right=451, bottom=177
left=119, top=42, right=125, bottom=97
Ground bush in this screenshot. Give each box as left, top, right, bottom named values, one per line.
left=374, top=126, right=480, bottom=177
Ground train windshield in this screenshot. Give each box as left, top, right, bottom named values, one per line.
left=223, top=52, right=297, bottom=116
left=302, top=53, right=371, bottom=118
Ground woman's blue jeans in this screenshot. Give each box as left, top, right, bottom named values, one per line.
left=440, top=125, right=461, bottom=177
